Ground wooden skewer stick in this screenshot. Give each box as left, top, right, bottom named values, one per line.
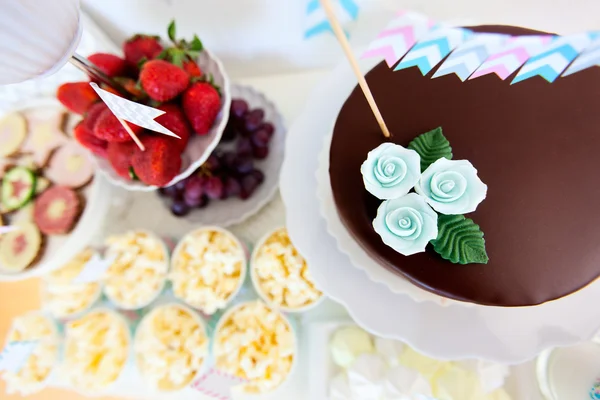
left=319, top=0, right=391, bottom=138
left=116, top=116, right=145, bottom=151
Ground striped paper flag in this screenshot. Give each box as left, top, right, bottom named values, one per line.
left=304, top=0, right=359, bottom=39
left=432, top=33, right=509, bottom=81
left=562, top=34, right=600, bottom=76
left=469, top=35, right=552, bottom=80
left=361, top=11, right=435, bottom=67
left=512, top=33, right=595, bottom=84
left=394, top=26, right=472, bottom=75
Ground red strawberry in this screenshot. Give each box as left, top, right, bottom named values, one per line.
left=88, top=53, right=127, bottom=77
left=156, top=104, right=191, bottom=152
left=83, top=102, right=108, bottom=131
left=94, top=108, right=143, bottom=143
left=139, top=60, right=189, bottom=102
left=57, top=82, right=99, bottom=114
left=115, top=77, right=146, bottom=98
left=132, top=136, right=181, bottom=186
left=183, top=60, right=202, bottom=77
left=182, top=82, right=221, bottom=135
left=123, top=35, right=163, bottom=66
left=107, top=141, right=140, bottom=180
left=74, top=121, right=108, bottom=158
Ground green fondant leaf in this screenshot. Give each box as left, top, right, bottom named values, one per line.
left=407, top=127, right=453, bottom=171
left=431, top=214, right=488, bottom=265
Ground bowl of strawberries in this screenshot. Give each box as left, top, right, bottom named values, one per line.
left=57, top=21, right=231, bottom=191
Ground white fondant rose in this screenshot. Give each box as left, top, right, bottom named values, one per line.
left=415, top=158, right=487, bottom=215
left=360, top=143, right=421, bottom=200
left=373, top=193, right=438, bottom=256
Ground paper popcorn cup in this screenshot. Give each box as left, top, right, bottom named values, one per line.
left=250, top=227, right=324, bottom=313
left=62, top=308, right=132, bottom=396
left=134, top=302, right=209, bottom=392
left=211, top=300, right=298, bottom=395
left=103, top=230, right=170, bottom=310
left=1, top=311, right=61, bottom=396
left=170, top=226, right=248, bottom=315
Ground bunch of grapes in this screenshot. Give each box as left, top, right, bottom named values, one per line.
left=159, top=98, right=274, bottom=217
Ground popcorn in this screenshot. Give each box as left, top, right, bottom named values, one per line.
left=2, top=313, right=59, bottom=395
left=104, top=231, right=169, bottom=309
left=63, top=309, right=130, bottom=393
left=42, top=248, right=101, bottom=318
left=252, top=228, right=322, bottom=310
left=135, top=304, right=208, bottom=391
left=170, top=228, right=245, bottom=314
left=214, top=301, right=295, bottom=394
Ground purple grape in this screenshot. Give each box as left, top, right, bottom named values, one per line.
left=237, top=137, right=253, bottom=157
left=250, top=169, right=265, bottom=185
left=240, top=174, right=260, bottom=200
left=171, top=200, right=190, bottom=217
left=251, top=128, right=271, bottom=148
left=224, top=176, right=242, bottom=198
left=221, top=151, right=237, bottom=171
left=260, top=122, right=275, bottom=138
left=252, top=146, right=269, bottom=160
left=204, top=176, right=224, bottom=200
left=174, top=180, right=187, bottom=191
left=244, top=109, right=264, bottom=132
left=233, top=155, right=254, bottom=175
left=184, top=176, right=204, bottom=200
left=198, top=195, right=209, bottom=208
left=161, top=185, right=180, bottom=198
left=231, top=99, right=249, bottom=119
left=203, top=154, right=221, bottom=172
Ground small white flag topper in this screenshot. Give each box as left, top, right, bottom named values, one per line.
left=191, top=368, right=248, bottom=399
left=89, top=82, right=181, bottom=139
left=73, top=253, right=116, bottom=284
left=0, top=341, right=38, bottom=373
left=0, top=225, right=19, bottom=235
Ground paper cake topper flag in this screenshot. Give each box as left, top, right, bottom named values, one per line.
left=0, top=225, right=19, bottom=235
left=394, top=26, right=472, bottom=75
left=512, top=33, right=596, bottom=84
left=432, top=33, right=509, bottom=81
left=361, top=11, right=435, bottom=67
left=89, top=82, right=180, bottom=139
left=191, top=368, right=248, bottom=400
left=73, top=253, right=116, bottom=284
left=0, top=341, right=37, bottom=373
left=304, top=0, right=359, bottom=39
left=562, top=35, right=600, bottom=76
left=469, top=35, right=552, bottom=80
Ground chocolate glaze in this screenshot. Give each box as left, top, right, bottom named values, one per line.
left=330, top=26, right=600, bottom=307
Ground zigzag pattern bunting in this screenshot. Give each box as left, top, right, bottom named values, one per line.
left=361, top=11, right=435, bottom=67
left=512, top=33, right=595, bottom=84
left=395, top=26, right=472, bottom=75
left=469, top=35, right=552, bottom=80
left=562, top=34, right=600, bottom=76
left=304, top=0, right=359, bottom=39
left=432, top=33, right=508, bottom=81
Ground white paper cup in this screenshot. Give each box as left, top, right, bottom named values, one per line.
left=134, top=302, right=209, bottom=392
left=250, top=227, right=324, bottom=313
left=212, top=300, right=298, bottom=396
left=103, top=230, right=170, bottom=310
left=41, top=279, right=103, bottom=320
left=1, top=311, right=61, bottom=396
left=170, top=226, right=247, bottom=315
left=62, top=308, right=132, bottom=397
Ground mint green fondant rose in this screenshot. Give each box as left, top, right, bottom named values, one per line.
left=415, top=158, right=487, bottom=215
left=373, top=193, right=438, bottom=256
left=361, top=143, right=421, bottom=200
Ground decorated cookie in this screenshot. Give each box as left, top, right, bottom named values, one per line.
left=45, top=143, right=94, bottom=188
left=0, top=222, right=42, bottom=272
left=21, top=114, right=68, bottom=167
left=34, top=186, right=81, bottom=235
left=0, top=112, right=27, bottom=157
left=1, top=166, right=37, bottom=212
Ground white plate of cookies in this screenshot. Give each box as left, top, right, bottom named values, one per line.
left=0, top=98, right=112, bottom=281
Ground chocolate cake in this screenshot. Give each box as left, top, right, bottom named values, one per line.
left=329, top=26, right=600, bottom=307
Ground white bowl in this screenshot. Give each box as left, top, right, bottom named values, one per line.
left=134, top=302, right=208, bottom=392
left=250, top=226, right=325, bottom=313
left=94, top=48, right=231, bottom=192
left=170, top=226, right=248, bottom=314
left=0, top=98, right=113, bottom=281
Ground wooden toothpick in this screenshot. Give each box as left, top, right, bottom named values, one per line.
left=116, top=116, right=145, bottom=151
left=319, top=0, right=391, bottom=138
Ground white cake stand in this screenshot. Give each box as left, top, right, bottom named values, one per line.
left=280, top=58, right=600, bottom=364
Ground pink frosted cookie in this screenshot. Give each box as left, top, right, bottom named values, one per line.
left=45, top=143, right=94, bottom=189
